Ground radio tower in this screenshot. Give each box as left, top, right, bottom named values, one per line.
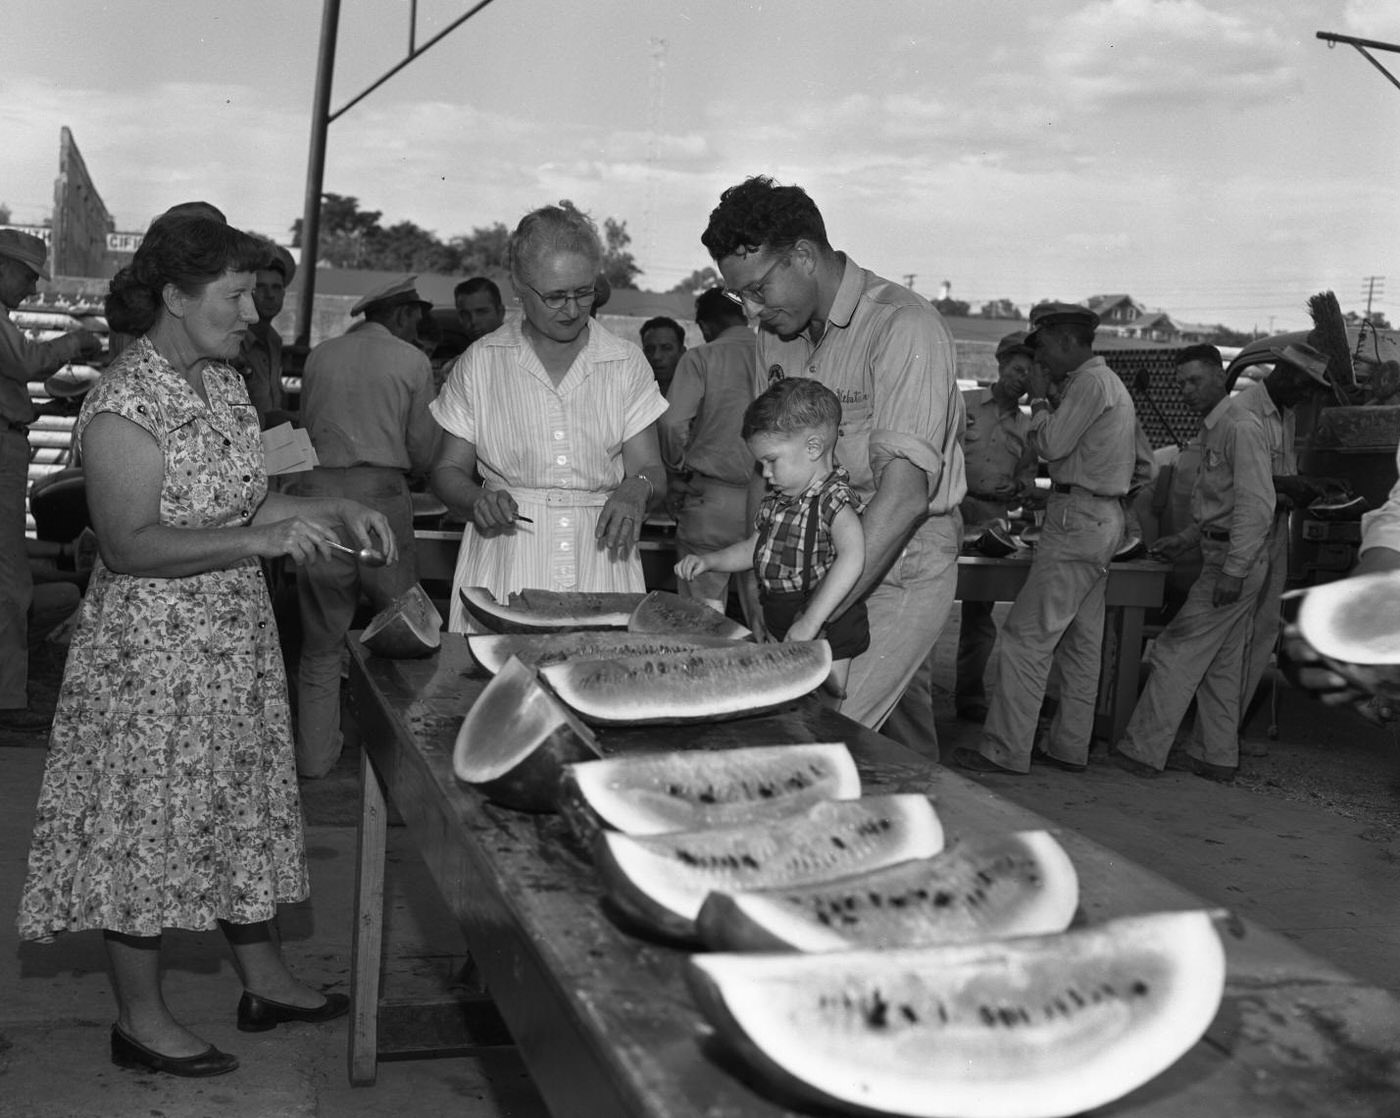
left=642, top=37, right=669, bottom=269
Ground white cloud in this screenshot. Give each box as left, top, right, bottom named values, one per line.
left=1342, top=0, right=1400, bottom=43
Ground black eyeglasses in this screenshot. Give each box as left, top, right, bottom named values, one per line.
left=722, top=253, right=790, bottom=308
left=520, top=279, right=598, bottom=311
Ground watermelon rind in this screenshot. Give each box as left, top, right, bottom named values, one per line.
left=360, top=584, right=443, bottom=659
left=627, top=589, right=753, bottom=640
left=563, top=742, right=860, bottom=835
left=539, top=641, right=831, bottom=725
left=595, top=794, right=944, bottom=941
left=1296, top=569, right=1400, bottom=667
left=460, top=586, right=633, bottom=634
left=686, top=909, right=1227, bottom=1118
left=452, top=656, right=601, bottom=812
left=467, top=630, right=738, bottom=676
left=695, top=829, right=1078, bottom=953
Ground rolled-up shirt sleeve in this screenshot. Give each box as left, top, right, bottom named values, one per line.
left=1360, top=442, right=1400, bottom=556
left=866, top=304, right=963, bottom=502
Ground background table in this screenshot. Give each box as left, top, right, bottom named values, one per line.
left=412, top=530, right=1168, bottom=742
left=346, top=634, right=1400, bottom=1114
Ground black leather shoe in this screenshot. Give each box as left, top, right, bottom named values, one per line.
left=237, top=990, right=350, bottom=1033
left=949, top=747, right=1022, bottom=775
left=1034, top=749, right=1087, bottom=773
left=1110, top=749, right=1160, bottom=778
left=1192, top=758, right=1237, bottom=784
left=110, top=1026, right=239, bottom=1077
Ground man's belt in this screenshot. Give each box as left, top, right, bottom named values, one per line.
left=2, top=418, right=30, bottom=435
left=1201, top=527, right=1230, bottom=542
left=1050, top=482, right=1119, bottom=499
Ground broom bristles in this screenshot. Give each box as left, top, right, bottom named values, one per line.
left=1307, top=290, right=1356, bottom=392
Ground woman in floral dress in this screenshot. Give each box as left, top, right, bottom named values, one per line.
left=16, top=216, right=397, bottom=1077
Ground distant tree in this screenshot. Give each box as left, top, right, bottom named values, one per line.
left=0, top=203, right=11, bottom=225
left=601, top=217, right=643, bottom=289
left=449, top=223, right=511, bottom=275
left=371, top=220, right=459, bottom=273
left=1371, top=311, right=1393, bottom=330
left=669, top=267, right=721, bottom=297
left=291, top=193, right=384, bottom=268
left=1202, top=324, right=1254, bottom=347
left=934, top=297, right=971, bottom=317
left=979, top=298, right=1020, bottom=320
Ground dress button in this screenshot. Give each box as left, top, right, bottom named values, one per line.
left=560, top=517, right=570, bottom=527
left=560, top=541, right=571, bottom=551
left=555, top=455, right=567, bottom=465
left=553, top=430, right=564, bottom=440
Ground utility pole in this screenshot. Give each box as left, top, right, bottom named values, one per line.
left=902, top=274, right=916, bottom=291
left=1363, top=276, right=1386, bottom=321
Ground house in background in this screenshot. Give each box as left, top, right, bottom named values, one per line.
left=1084, top=293, right=1214, bottom=345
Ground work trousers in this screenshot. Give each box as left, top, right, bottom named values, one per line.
left=673, top=473, right=750, bottom=613
left=292, top=467, right=418, bottom=778
left=1237, top=514, right=1289, bottom=718
left=1117, top=539, right=1268, bottom=771
left=856, top=512, right=961, bottom=753
left=0, top=429, right=32, bottom=709
left=979, top=492, right=1123, bottom=772
left=954, top=599, right=996, bottom=710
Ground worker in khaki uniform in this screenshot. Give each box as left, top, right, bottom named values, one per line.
left=953, top=302, right=1138, bottom=775
left=0, top=231, right=102, bottom=730
left=293, top=276, right=441, bottom=777
left=1194, top=342, right=1336, bottom=756
left=955, top=331, right=1038, bottom=722
left=1111, top=346, right=1274, bottom=781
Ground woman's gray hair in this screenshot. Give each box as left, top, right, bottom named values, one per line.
left=508, top=202, right=604, bottom=285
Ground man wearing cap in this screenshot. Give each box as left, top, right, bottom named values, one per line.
left=1111, top=345, right=1274, bottom=781
left=0, top=230, right=102, bottom=730
left=658, top=287, right=757, bottom=614
left=954, top=301, right=1139, bottom=775
left=239, top=241, right=297, bottom=429
left=1189, top=339, right=1338, bottom=758
left=701, top=175, right=966, bottom=748
left=292, top=275, right=441, bottom=777
left=954, top=331, right=1039, bottom=722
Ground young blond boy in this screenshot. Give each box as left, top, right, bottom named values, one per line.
left=675, top=378, right=868, bottom=692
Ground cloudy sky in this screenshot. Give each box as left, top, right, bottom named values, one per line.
left=7, top=0, right=1400, bottom=332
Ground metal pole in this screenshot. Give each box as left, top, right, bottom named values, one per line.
left=295, top=0, right=341, bottom=348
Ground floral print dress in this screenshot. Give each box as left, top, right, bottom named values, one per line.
left=17, top=337, right=308, bottom=940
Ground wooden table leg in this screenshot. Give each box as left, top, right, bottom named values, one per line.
left=1108, top=605, right=1146, bottom=743
left=349, top=745, right=388, bottom=1086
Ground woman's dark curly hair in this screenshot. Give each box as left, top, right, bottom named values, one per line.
left=105, top=216, right=264, bottom=335
left=701, top=175, right=830, bottom=262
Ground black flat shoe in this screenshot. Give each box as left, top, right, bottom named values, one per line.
left=1034, top=749, right=1087, bottom=774
left=237, top=990, right=350, bottom=1033
left=949, top=747, right=1022, bottom=775
left=110, top=1026, right=239, bottom=1077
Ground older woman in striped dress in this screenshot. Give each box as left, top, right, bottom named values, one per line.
left=429, top=204, right=667, bottom=630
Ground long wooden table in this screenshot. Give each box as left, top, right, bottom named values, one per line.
left=412, top=529, right=1168, bottom=742
left=346, top=634, right=1400, bottom=1114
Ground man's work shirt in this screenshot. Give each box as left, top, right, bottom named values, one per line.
left=1181, top=395, right=1275, bottom=579
left=961, top=389, right=1036, bottom=501
left=753, top=257, right=965, bottom=514
left=300, top=321, right=440, bottom=473
left=1230, top=380, right=1295, bottom=475
left=1029, top=356, right=1138, bottom=497
left=239, top=322, right=285, bottom=429
left=658, top=323, right=755, bottom=486
left=0, top=309, right=89, bottom=426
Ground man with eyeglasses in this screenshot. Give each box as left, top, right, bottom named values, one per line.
left=700, top=176, right=966, bottom=754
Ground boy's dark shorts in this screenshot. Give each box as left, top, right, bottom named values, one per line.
left=760, top=588, right=871, bottom=660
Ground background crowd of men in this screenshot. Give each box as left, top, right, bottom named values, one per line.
left=0, top=178, right=1365, bottom=780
